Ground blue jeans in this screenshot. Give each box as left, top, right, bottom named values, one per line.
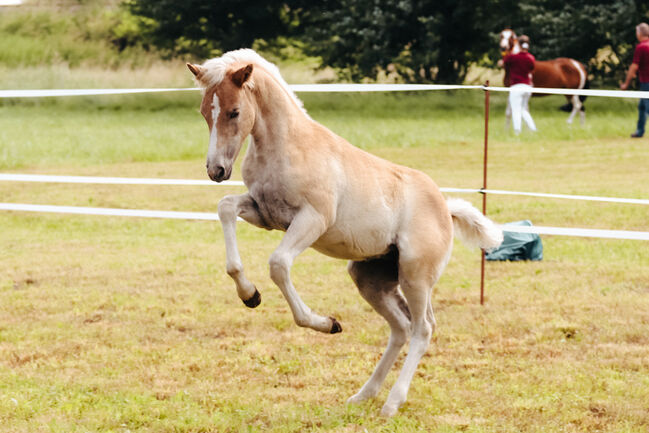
left=637, top=82, right=649, bottom=136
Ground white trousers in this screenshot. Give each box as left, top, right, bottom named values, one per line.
left=507, top=84, right=537, bottom=133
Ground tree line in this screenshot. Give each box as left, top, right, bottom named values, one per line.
left=127, top=0, right=649, bottom=85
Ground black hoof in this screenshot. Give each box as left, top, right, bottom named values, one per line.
left=329, top=317, right=342, bottom=334
left=559, top=103, right=573, bottom=112
left=243, top=289, right=261, bottom=308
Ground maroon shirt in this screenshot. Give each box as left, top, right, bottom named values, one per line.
left=504, top=52, right=535, bottom=85
left=632, top=39, right=649, bottom=83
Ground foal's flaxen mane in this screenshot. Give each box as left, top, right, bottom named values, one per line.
left=199, top=49, right=308, bottom=115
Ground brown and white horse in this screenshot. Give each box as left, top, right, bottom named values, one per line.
left=499, top=29, right=588, bottom=124
left=187, top=49, right=503, bottom=417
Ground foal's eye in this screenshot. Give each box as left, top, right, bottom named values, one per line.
left=229, top=110, right=239, bottom=119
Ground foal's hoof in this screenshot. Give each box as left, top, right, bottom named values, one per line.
left=242, top=289, right=261, bottom=308
left=380, top=403, right=399, bottom=418
left=329, top=317, right=342, bottom=334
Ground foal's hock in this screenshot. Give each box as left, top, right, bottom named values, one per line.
left=187, top=49, right=503, bottom=417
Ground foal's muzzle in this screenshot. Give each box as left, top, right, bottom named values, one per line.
left=207, top=164, right=231, bottom=183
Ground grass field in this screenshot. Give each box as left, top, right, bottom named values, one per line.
left=1, top=88, right=649, bottom=432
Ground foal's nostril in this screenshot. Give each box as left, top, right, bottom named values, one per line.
left=207, top=164, right=227, bottom=182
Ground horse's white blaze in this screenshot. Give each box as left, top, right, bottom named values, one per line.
left=207, top=93, right=220, bottom=163
left=500, top=30, right=512, bottom=50
left=570, top=59, right=586, bottom=89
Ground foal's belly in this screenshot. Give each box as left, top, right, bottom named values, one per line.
left=312, top=218, right=395, bottom=261
left=311, top=241, right=391, bottom=261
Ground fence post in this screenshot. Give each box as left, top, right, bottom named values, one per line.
left=480, top=81, right=490, bottom=305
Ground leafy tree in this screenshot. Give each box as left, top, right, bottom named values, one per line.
left=300, top=0, right=649, bottom=84
left=126, top=0, right=299, bottom=58
left=509, top=0, right=649, bottom=84
left=300, top=0, right=494, bottom=83
left=127, top=0, right=649, bottom=84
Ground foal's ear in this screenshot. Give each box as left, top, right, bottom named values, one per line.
left=231, top=64, right=254, bottom=88
left=187, top=63, right=205, bottom=78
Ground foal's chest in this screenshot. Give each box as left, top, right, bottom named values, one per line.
left=247, top=182, right=298, bottom=231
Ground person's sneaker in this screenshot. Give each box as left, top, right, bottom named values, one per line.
left=631, top=132, right=643, bottom=138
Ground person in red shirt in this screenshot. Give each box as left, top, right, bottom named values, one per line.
left=621, top=23, right=649, bottom=138
left=503, top=35, right=537, bottom=134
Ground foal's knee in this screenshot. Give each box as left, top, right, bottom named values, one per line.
left=412, top=319, right=433, bottom=344
left=389, top=327, right=409, bottom=347
left=268, top=251, right=291, bottom=283
left=217, top=195, right=238, bottom=218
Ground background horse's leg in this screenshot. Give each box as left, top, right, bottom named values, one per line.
left=218, top=193, right=267, bottom=307
left=268, top=206, right=339, bottom=334
left=566, top=95, right=582, bottom=124
left=347, top=254, right=411, bottom=404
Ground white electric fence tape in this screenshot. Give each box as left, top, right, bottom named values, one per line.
left=1, top=202, right=647, bottom=240
left=1, top=174, right=647, bottom=205
left=290, top=84, right=483, bottom=92
left=0, top=173, right=244, bottom=186
left=0, top=88, right=198, bottom=98
left=2, top=85, right=649, bottom=99
left=480, top=189, right=649, bottom=205
left=482, top=85, right=649, bottom=99
left=0, top=203, right=220, bottom=221
left=500, top=225, right=649, bottom=241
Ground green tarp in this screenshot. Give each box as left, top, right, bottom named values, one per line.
left=486, top=220, right=543, bottom=261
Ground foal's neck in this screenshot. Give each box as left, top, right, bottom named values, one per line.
left=250, top=71, right=310, bottom=151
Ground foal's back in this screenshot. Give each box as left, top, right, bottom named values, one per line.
left=299, top=121, right=451, bottom=262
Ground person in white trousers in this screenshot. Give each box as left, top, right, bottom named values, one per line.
left=509, top=83, right=536, bottom=134
left=503, top=35, right=537, bottom=134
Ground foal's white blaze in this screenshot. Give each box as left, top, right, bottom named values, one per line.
left=207, top=93, right=220, bottom=164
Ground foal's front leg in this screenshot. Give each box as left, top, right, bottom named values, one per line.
left=218, top=193, right=267, bottom=307
left=268, top=206, right=341, bottom=334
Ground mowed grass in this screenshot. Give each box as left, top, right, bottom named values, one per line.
left=1, top=90, right=649, bottom=432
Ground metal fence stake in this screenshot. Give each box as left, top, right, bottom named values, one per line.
left=481, top=81, right=490, bottom=305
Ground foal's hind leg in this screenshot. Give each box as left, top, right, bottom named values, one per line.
left=347, top=253, right=411, bottom=403
left=218, top=193, right=269, bottom=307
left=380, top=235, right=452, bottom=417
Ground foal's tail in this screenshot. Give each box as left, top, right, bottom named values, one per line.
left=447, top=198, right=503, bottom=250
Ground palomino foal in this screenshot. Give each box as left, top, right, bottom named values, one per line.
left=187, top=49, right=503, bottom=416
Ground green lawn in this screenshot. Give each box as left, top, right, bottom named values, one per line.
left=1, top=90, right=648, bottom=432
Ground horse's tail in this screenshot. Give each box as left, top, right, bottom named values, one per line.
left=447, top=198, right=503, bottom=250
